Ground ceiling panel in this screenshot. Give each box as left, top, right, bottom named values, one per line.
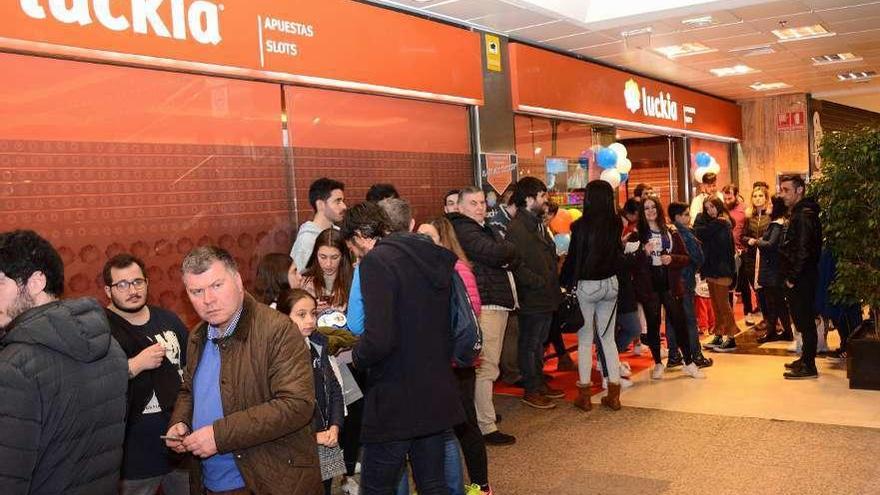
left=510, top=20, right=585, bottom=40
left=825, top=16, right=880, bottom=33
left=815, top=2, right=880, bottom=22
left=803, top=0, right=880, bottom=9
left=468, top=9, right=557, bottom=32
left=746, top=12, right=825, bottom=32
left=729, top=0, right=812, bottom=21
left=692, top=22, right=764, bottom=40
left=426, top=0, right=510, bottom=19
left=706, top=32, right=779, bottom=50
left=569, top=40, right=627, bottom=58
left=548, top=31, right=619, bottom=50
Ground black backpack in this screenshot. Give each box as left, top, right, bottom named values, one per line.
left=449, top=271, right=482, bottom=367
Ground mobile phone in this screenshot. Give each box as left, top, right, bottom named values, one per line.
left=160, top=435, right=183, bottom=441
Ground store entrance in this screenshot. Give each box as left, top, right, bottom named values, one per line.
left=614, top=129, right=686, bottom=205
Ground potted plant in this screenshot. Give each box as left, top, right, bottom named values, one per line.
left=811, top=126, right=880, bottom=390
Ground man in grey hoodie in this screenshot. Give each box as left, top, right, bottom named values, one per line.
left=290, top=178, right=347, bottom=272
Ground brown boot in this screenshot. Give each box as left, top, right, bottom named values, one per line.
left=601, top=382, right=622, bottom=411
left=574, top=382, right=592, bottom=412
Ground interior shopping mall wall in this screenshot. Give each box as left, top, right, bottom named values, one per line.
left=0, top=54, right=474, bottom=325
left=738, top=93, right=810, bottom=200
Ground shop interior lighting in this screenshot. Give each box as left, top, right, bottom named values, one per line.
left=812, top=53, right=862, bottom=65
left=710, top=64, right=758, bottom=77
left=749, top=81, right=792, bottom=91
left=772, top=24, right=836, bottom=42
left=681, top=15, right=715, bottom=28
left=837, top=70, right=876, bottom=82
left=654, top=42, right=716, bottom=58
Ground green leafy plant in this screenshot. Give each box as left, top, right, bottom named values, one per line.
left=810, top=126, right=880, bottom=316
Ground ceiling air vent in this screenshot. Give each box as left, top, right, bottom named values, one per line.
left=837, top=70, right=877, bottom=82
left=728, top=44, right=776, bottom=57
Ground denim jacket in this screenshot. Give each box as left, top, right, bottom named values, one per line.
left=673, top=221, right=704, bottom=293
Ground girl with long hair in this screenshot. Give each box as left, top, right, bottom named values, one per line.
left=625, top=196, right=705, bottom=380
left=740, top=186, right=770, bottom=324
left=561, top=180, right=625, bottom=411
left=695, top=196, right=739, bottom=352
left=301, top=228, right=354, bottom=313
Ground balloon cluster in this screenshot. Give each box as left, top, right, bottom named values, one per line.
left=694, top=151, right=721, bottom=183
left=595, top=143, right=631, bottom=188
left=549, top=207, right=584, bottom=254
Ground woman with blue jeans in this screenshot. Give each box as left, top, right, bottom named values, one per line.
left=561, top=180, right=625, bottom=411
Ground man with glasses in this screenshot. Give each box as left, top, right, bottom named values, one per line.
left=103, top=253, right=190, bottom=495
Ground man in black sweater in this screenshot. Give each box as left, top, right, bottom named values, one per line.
left=506, top=178, right=563, bottom=409
left=779, top=175, right=823, bottom=379
left=342, top=202, right=464, bottom=494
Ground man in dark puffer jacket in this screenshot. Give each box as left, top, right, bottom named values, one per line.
left=0, top=230, right=128, bottom=495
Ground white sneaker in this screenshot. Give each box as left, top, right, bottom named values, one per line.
left=651, top=363, right=664, bottom=380
left=619, top=377, right=634, bottom=389
left=661, top=347, right=669, bottom=358
left=633, top=343, right=645, bottom=356
left=341, top=476, right=360, bottom=495
left=683, top=362, right=706, bottom=379
left=619, top=362, right=632, bottom=378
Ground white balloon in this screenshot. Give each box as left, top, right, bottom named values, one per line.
left=600, top=168, right=622, bottom=188
left=609, top=142, right=628, bottom=160
left=617, top=158, right=632, bottom=174
left=694, top=167, right=707, bottom=183
left=707, top=160, right=721, bottom=174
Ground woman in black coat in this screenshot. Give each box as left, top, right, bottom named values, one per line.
left=749, top=196, right=794, bottom=343
left=694, top=197, right=739, bottom=352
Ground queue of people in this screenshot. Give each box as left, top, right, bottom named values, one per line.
left=0, top=171, right=833, bottom=495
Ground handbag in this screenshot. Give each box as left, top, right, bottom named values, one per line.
left=317, top=443, right=346, bottom=481
left=558, top=287, right=584, bottom=334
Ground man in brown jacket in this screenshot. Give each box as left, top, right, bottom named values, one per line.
left=165, top=246, right=320, bottom=494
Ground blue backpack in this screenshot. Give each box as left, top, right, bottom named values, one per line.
left=449, top=271, right=482, bottom=367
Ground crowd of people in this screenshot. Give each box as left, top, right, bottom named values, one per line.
left=0, top=170, right=844, bottom=495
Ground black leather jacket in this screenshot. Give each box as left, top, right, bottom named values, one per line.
left=779, top=197, right=822, bottom=286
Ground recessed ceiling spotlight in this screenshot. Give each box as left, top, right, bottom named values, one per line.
left=812, top=53, right=862, bottom=65
left=750, top=81, right=792, bottom=91
left=681, top=15, right=715, bottom=28
left=654, top=42, right=716, bottom=58
left=772, top=24, right=836, bottom=42
left=837, top=70, right=877, bottom=82
left=710, top=64, right=759, bottom=77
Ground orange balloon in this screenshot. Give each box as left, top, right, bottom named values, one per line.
left=549, top=208, right=573, bottom=234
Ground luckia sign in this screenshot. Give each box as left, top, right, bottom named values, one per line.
left=624, top=78, right=679, bottom=122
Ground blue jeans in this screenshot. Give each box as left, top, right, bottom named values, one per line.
left=396, top=431, right=463, bottom=495
left=517, top=312, right=554, bottom=394
left=362, top=432, right=449, bottom=495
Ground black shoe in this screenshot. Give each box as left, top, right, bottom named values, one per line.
left=693, top=355, right=714, bottom=368
left=825, top=349, right=847, bottom=362
left=666, top=355, right=684, bottom=369
left=784, top=358, right=802, bottom=370
left=778, top=329, right=794, bottom=341
left=714, top=337, right=737, bottom=353
left=703, top=335, right=723, bottom=350
left=483, top=430, right=516, bottom=446
left=756, top=331, right=779, bottom=344
left=495, top=413, right=502, bottom=424
left=784, top=364, right=818, bottom=380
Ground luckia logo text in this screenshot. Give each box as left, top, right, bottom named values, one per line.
left=624, top=78, right=679, bottom=122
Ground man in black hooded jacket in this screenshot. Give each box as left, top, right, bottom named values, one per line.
left=0, top=230, right=128, bottom=494
left=342, top=202, right=464, bottom=494
left=778, top=175, right=823, bottom=379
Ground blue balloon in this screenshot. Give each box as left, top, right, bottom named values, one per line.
left=619, top=172, right=629, bottom=182
left=597, top=147, right=618, bottom=169
left=696, top=151, right=711, bottom=168
left=553, top=233, right=571, bottom=254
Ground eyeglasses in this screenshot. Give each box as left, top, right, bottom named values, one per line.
left=110, top=278, right=147, bottom=291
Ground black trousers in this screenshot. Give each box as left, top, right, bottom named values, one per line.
left=762, top=285, right=792, bottom=334
left=785, top=269, right=818, bottom=369
left=341, top=365, right=365, bottom=476
left=644, top=291, right=693, bottom=364
left=453, top=367, right=488, bottom=486
left=544, top=311, right=568, bottom=358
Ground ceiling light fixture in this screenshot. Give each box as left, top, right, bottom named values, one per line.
left=681, top=15, right=715, bottom=28
left=750, top=81, right=792, bottom=91
left=837, top=70, right=876, bottom=82
left=654, top=42, right=716, bottom=59
left=812, top=53, right=862, bottom=65
left=728, top=44, right=776, bottom=57
left=710, top=64, right=759, bottom=77
left=772, top=24, right=836, bottom=42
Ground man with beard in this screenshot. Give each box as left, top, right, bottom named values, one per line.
left=506, top=177, right=563, bottom=409
left=0, top=230, right=127, bottom=494
left=103, top=254, right=189, bottom=494
left=291, top=177, right=347, bottom=272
